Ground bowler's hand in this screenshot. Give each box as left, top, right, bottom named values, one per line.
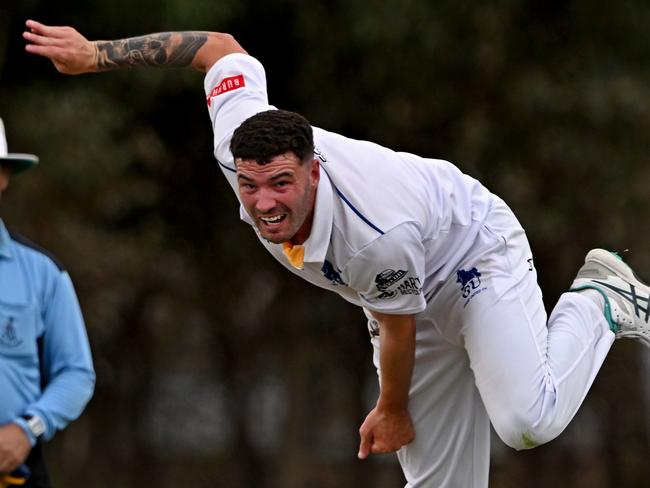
left=0, top=424, right=30, bottom=474
left=357, top=405, right=415, bottom=459
left=24, top=20, right=97, bottom=75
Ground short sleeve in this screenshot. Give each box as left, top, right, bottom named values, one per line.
left=346, top=222, right=426, bottom=314
left=204, top=53, right=276, bottom=189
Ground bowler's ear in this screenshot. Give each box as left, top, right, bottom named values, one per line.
left=310, top=158, right=320, bottom=185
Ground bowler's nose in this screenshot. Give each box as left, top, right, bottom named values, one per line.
left=255, top=187, right=277, bottom=213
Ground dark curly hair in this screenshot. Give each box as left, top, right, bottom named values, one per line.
left=230, top=109, right=314, bottom=165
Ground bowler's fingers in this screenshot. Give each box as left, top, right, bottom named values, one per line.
left=23, top=31, right=66, bottom=50
left=25, top=19, right=70, bottom=38
left=24, top=43, right=63, bottom=63
left=24, top=20, right=82, bottom=55
left=23, top=21, right=96, bottom=74
left=357, top=429, right=372, bottom=459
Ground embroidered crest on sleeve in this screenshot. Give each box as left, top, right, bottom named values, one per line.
left=206, top=74, right=246, bottom=107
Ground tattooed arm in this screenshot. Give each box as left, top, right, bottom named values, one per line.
left=24, top=20, right=246, bottom=74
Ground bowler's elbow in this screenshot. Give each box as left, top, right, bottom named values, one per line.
left=194, top=32, right=247, bottom=72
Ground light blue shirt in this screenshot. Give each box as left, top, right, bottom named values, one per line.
left=0, top=219, right=94, bottom=444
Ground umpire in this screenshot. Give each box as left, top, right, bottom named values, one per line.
left=0, top=118, right=95, bottom=487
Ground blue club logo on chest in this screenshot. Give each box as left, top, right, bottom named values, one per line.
left=322, top=260, right=346, bottom=286
left=0, top=316, right=23, bottom=348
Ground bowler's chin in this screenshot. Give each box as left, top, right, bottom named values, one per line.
left=257, top=227, right=289, bottom=244
left=264, top=235, right=287, bottom=244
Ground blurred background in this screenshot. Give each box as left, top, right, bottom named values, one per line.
left=1, top=0, right=650, bottom=486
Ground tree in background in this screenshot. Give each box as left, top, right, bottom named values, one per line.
left=1, top=1, right=649, bottom=486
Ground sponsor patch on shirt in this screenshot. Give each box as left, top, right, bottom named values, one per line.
left=373, top=268, right=422, bottom=300
left=206, top=74, right=246, bottom=106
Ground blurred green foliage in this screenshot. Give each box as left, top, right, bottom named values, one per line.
left=1, top=1, right=649, bottom=487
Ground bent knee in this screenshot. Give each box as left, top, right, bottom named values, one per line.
left=491, top=412, right=563, bottom=451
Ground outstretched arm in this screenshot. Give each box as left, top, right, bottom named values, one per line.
left=24, top=20, right=246, bottom=74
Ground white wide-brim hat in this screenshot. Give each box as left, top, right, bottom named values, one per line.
left=0, top=118, right=39, bottom=175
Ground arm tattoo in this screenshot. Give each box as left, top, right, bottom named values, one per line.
left=95, top=32, right=208, bottom=70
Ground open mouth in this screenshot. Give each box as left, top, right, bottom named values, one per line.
left=259, top=214, right=287, bottom=226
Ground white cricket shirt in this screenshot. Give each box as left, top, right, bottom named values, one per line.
left=204, top=53, right=495, bottom=315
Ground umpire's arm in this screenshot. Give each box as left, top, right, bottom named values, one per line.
left=24, top=20, right=246, bottom=74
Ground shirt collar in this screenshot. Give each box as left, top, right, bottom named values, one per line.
left=301, top=168, right=333, bottom=264
left=0, top=219, right=12, bottom=259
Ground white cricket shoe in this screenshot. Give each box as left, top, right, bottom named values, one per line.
left=570, top=249, right=650, bottom=347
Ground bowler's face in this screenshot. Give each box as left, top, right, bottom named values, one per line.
left=236, top=152, right=319, bottom=245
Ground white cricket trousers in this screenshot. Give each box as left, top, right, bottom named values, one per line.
left=366, top=198, right=615, bottom=488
